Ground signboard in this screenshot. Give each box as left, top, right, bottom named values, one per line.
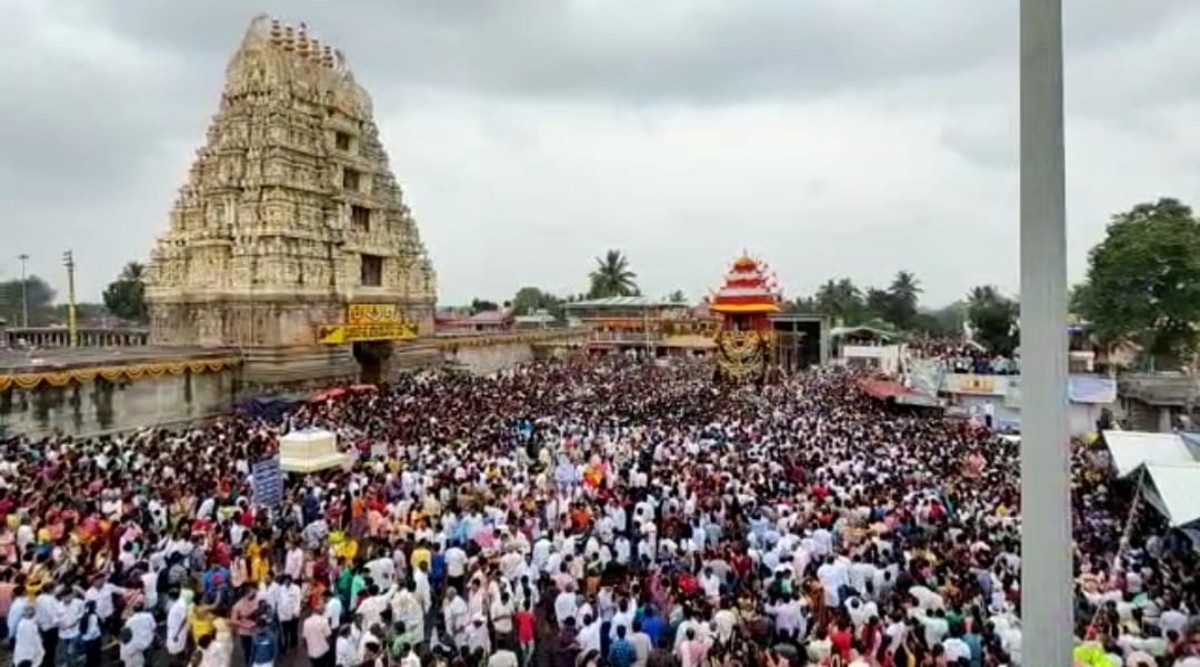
left=318, top=303, right=419, bottom=345
left=252, top=456, right=283, bottom=508
left=317, top=322, right=418, bottom=345
left=347, top=303, right=399, bottom=325
left=943, top=374, right=1000, bottom=396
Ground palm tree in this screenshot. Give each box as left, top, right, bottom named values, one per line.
left=815, top=278, right=863, bottom=322
left=102, top=261, right=149, bottom=323
left=588, top=250, right=639, bottom=298
left=889, top=271, right=920, bottom=304
left=887, top=270, right=922, bottom=328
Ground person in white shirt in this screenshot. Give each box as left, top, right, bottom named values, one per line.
left=165, top=589, right=191, bottom=661
left=443, top=588, right=470, bottom=648
left=942, top=627, right=972, bottom=664
left=489, top=646, right=520, bottom=667
left=554, top=585, right=579, bottom=626
left=325, top=592, right=345, bottom=630
left=80, top=601, right=104, bottom=667
left=276, top=575, right=303, bottom=653
left=399, top=644, right=422, bottom=667
left=284, top=543, right=305, bottom=581
left=465, top=615, right=492, bottom=659
left=444, top=544, right=469, bottom=591
left=34, top=588, right=61, bottom=664
left=13, top=606, right=44, bottom=667
left=365, top=556, right=396, bottom=591
left=120, top=603, right=156, bottom=667
left=303, top=602, right=333, bottom=665
left=357, top=586, right=391, bottom=637
left=56, top=589, right=85, bottom=663
left=578, top=614, right=602, bottom=656
left=490, top=591, right=516, bottom=645
left=335, top=624, right=359, bottom=667
left=84, top=578, right=119, bottom=628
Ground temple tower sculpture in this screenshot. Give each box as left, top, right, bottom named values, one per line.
left=146, top=16, right=438, bottom=388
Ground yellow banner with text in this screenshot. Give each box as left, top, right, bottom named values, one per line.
left=318, top=303, right=419, bottom=344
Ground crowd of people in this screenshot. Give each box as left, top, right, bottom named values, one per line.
left=0, top=357, right=1194, bottom=667
left=905, top=339, right=1017, bottom=376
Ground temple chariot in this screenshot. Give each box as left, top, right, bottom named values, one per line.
left=709, top=255, right=783, bottom=383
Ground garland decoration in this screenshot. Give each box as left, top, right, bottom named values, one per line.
left=0, top=357, right=239, bottom=391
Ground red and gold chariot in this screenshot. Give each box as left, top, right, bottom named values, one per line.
left=709, top=255, right=782, bottom=382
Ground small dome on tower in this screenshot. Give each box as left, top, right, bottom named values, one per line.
left=296, top=25, right=310, bottom=57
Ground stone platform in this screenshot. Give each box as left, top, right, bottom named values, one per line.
left=0, top=346, right=241, bottom=438
left=0, top=328, right=588, bottom=438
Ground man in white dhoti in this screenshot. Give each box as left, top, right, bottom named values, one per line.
left=13, top=606, right=44, bottom=667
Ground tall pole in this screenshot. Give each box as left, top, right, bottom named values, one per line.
left=17, top=254, right=29, bottom=328
left=63, top=250, right=78, bottom=348
left=1020, top=0, right=1072, bottom=662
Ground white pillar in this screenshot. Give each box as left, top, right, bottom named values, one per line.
left=1019, top=0, right=1073, bottom=662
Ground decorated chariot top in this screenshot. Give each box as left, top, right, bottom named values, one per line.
left=709, top=255, right=782, bottom=315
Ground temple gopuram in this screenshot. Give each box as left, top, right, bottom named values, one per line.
left=0, top=17, right=587, bottom=439
left=145, top=16, right=438, bottom=389
left=710, top=256, right=783, bottom=383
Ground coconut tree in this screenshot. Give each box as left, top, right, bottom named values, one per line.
left=588, top=249, right=639, bottom=298
left=887, top=270, right=922, bottom=329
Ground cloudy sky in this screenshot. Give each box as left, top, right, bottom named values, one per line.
left=3, top=0, right=1198, bottom=308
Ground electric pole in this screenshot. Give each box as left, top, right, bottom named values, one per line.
left=63, top=250, right=78, bottom=348
left=17, top=254, right=29, bottom=328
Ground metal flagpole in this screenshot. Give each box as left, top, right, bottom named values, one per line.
left=1019, top=0, right=1073, bottom=662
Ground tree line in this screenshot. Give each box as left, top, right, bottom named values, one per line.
left=4, top=197, right=1194, bottom=368
left=0, top=262, right=148, bottom=328
left=467, top=249, right=1021, bottom=354
left=490, top=197, right=1200, bottom=368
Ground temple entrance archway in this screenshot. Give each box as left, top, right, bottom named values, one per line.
left=352, top=341, right=392, bottom=385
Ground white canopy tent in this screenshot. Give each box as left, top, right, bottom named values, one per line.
left=1141, top=464, right=1200, bottom=528
left=278, top=427, right=349, bottom=473
left=1101, top=430, right=1197, bottom=479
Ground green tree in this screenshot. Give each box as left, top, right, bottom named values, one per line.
left=0, top=275, right=56, bottom=327
left=864, top=288, right=895, bottom=324
left=510, top=287, right=547, bottom=316
left=667, top=290, right=687, bottom=304
left=1075, top=198, right=1200, bottom=364
left=102, top=261, right=149, bottom=323
left=966, top=285, right=1019, bottom=355
left=912, top=302, right=967, bottom=338
left=469, top=298, right=499, bottom=314
left=588, top=250, right=639, bottom=298
left=887, top=270, right=922, bottom=329
left=815, top=278, right=864, bottom=323
left=785, top=295, right=817, bottom=313
left=510, top=286, right=567, bottom=320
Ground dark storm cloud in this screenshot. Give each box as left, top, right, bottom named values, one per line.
left=73, top=0, right=1191, bottom=104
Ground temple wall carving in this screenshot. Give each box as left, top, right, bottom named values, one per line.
left=146, top=16, right=438, bottom=354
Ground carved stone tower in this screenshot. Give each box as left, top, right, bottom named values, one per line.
left=146, top=16, right=439, bottom=388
